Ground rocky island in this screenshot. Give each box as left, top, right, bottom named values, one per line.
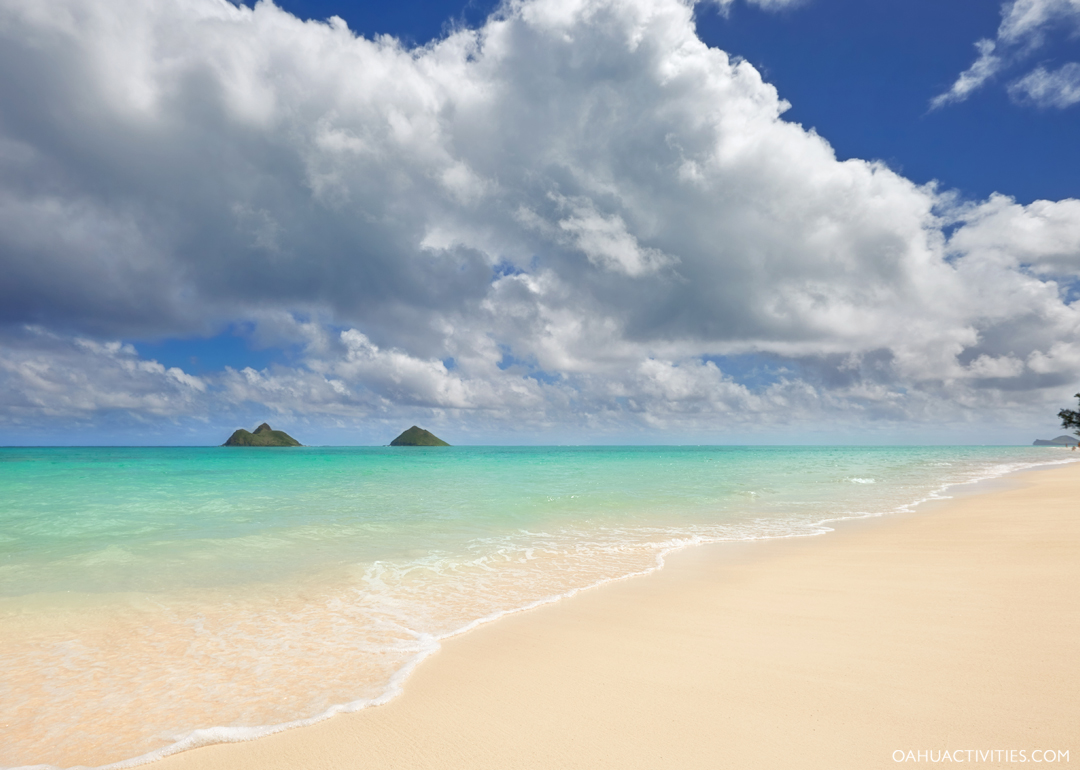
left=223, top=423, right=302, bottom=447
left=390, top=426, right=450, bottom=446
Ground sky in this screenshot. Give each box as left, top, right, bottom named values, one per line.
left=1, top=0, right=1079, bottom=445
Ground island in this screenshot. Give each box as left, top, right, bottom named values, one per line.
left=1033, top=435, right=1078, bottom=446
left=222, top=423, right=302, bottom=447
left=390, top=426, right=450, bottom=446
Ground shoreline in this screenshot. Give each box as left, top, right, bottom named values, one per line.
left=81, top=452, right=1072, bottom=770
left=139, top=458, right=1080, bottom=770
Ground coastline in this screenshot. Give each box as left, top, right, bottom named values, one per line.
left=143, top=459, right=1080, bottom=770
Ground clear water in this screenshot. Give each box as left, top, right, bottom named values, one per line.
left=0, top=445, right=1071, bottom=768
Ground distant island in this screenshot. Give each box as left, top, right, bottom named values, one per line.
left=390, top=426, right=450, bottom=446
left=223, top=423, right=302, bottom=447
left=1033, top=435, right=1078, bottom=446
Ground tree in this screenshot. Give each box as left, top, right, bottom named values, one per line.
left=1058, top=393, right=1080, bottom=438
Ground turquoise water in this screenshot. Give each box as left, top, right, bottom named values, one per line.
left=0, top=445, right=1071, bottom=768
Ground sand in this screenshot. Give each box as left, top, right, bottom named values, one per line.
left=149, top=462, right=1080, bottom=770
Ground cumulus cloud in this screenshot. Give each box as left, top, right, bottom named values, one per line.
left=947, top=194, right=1080, bottom=276
left=0, top=327, right=206, bottom=424
left=0, top=0, right=1078, bottom=440
left=932, top=0, right=1080, bottom=109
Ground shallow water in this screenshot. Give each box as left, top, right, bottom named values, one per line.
left=0, top=445, right=1070, bottom=768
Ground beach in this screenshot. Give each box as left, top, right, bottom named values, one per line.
left=143, top=461, right=1080, bottom=770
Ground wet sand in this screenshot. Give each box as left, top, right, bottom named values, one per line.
left=149, top=461, right=1080, bottom=770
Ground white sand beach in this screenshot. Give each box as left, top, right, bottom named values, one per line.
left=149, top=462, right=1080, bottom=770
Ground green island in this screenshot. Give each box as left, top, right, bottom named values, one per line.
left=222, top=423, right=302, bottom=447
left=390, top=426, right=450, bottom=446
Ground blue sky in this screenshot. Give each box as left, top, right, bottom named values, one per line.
left=1, top=0, right=1080, bottom=444
left=699, top=0, right=1080, bottom=204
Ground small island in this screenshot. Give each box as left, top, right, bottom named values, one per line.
left=223, top=423, right=302, bottom=447
left=390, top=426, right=450, bottom=446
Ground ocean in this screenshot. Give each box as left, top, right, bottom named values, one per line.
left=0, top=445, right=1071, bottom=769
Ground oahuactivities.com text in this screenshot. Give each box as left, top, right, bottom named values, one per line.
left=893, top=749, right=1070, bottom=763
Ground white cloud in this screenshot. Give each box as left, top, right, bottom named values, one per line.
left=930, top=40, right=1004, bottom=110
left=1008, top=61, right=1080, bottom=106
left=708, top=0, right=805, bottom=14
left=997, top=0, right=1080, bottom=47
left=965, top=354, right=1026, bottom=379
left=947, top=193, right=1080, bottom=276
left=0, top=0, right=1078, bottom=440
left=0, top=327, right=207, bottom=422
left=552, top=196, right=678, bottom=276
left=1029, top=341, right=1080, bottom=373
left=933, top=0, right=1080, bottom=108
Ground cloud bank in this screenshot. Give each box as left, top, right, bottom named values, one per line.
left=0, top=0, right=1078, bottom=442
